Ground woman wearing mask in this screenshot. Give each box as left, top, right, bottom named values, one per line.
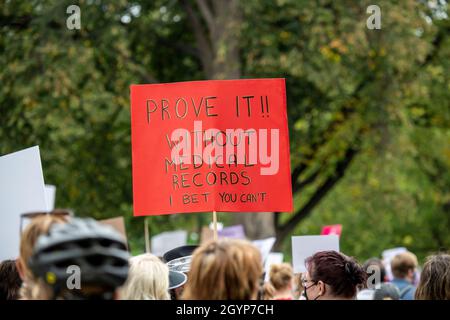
left=302, top=251, right=367, bottom=300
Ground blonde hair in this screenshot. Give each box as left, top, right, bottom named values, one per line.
left=262, top=282, right=275, bottom=300
left=269, top=263, right=293, bottom=291
left=120, top=254, right=170, bottom=300
left=182, top=239, right=262, bottom=300
left=415, top=254, right=450, bottom=300
left=391, top=252, right=418, bottom=279
left=293, top=273, right=304, bottom=299
left=19, top=215, right=68, bottom=300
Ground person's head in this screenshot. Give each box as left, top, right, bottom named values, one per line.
left=269, top=263, right=294, bottom=296
left=415, top=253, right=450, bottom=300
left=373, top=283, right=400, bottom=300
left=120, top=254, right=170, bottom=300
left=363, top=258, right=386, bottom=285
left=18, top=214, right=69, bottom=282
left=391, top=251, right=418, bottom=282
left=182, top=239, right=262, bottom=300
left=303, top=251, right=367, bottom=300
left=28, top=218, right=130, bottom=300
left=0, top=260, right=22, bottom=300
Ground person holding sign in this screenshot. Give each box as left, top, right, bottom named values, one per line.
left=302, top=251, right=366, bottom=300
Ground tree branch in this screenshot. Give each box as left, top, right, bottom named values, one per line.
left=274, top=211, right=281, bottom=230
left=180, top=0, right=214, bottom=77
left=195, top=0, right=215, bottom=34
left=0, top=15, right=32, bottom=29
left=290, top=163, right=307, bottom=191
left=275, top=146, right=359, bottom=246
left=420, top=23, right=449, bottom=67
left=289, top=75, right=371, bottom=192
left=155, top=36, right=200, bottom=59
left=292, top=168, right=321, bottom=194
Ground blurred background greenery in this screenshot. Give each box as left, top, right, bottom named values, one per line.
left=1, top=0, right=449, bottom=263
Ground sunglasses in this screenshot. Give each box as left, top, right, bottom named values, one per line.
left=19, top=209, right=74, bottom=235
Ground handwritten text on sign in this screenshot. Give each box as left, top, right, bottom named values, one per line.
left=131, top=79, right=292, bottom=215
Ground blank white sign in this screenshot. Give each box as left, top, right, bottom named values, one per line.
left=0, top=146, right=48, bottom=261
left=151, top=230, right=188, bottom=257
left=252, top=237, right=276, bottom=263
left=292, top=235, right=340, bottom=273
left=45, top=184, right=56, bottom=211
left=264, top=252, right=284, bottom=281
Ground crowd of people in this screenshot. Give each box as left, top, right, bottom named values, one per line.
left=0, top=212, right=449, bottom=300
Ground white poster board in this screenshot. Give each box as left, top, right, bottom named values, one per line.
left=151, top=230, right=188, bottom=257
left=0, top=146, right=48, bottom=261
left=252, top=237, right=276, bottom=263
left=292, top=235, right=340, bottom=273
left=264, top=252, right=284, bottom=282
left=45, top=185, right=56, bottom=211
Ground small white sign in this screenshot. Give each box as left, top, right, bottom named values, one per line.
left=45, top=185, right=56, bottom=211
left=264, top=252, right=284, bottom=282
left=0, top=146, right=48, bottom=261
left=291, top=235, right=340, bottom=273
left=151, top=230, right=188, bottom=257
left=252, top=237, right=276, bottom=263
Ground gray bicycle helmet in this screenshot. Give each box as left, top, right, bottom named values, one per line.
left=28, top=218, right=130, bottom=298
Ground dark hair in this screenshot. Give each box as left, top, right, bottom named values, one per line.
left=0, top=260, right=22, bottom=300
left=363, top=258, right=386, bottom=283
left=305, top=251, right=367, bottom=299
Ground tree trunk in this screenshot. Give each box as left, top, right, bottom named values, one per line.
left=231, top=212, right=276, bottom=240
left=182, top=0, right=275, bottom=238
left=208, top=1, right=275, bottom=238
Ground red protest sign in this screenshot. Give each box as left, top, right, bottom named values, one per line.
left=131, top=78, right=292, bottom=216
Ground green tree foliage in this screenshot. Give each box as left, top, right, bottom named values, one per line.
left=0, top=0, right=448, bottom=260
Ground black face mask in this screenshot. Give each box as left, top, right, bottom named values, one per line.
left=303, top=283, right=319, bottom=300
